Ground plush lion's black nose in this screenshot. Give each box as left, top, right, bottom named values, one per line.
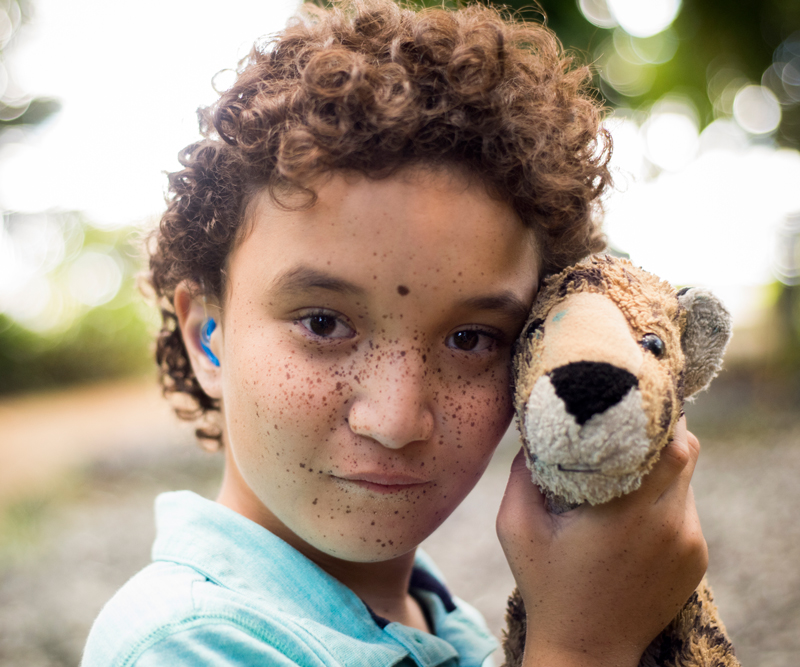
left=549, top=361, right=638, bottom=425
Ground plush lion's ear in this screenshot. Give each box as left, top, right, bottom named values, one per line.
left=678, top=287, right=733, bottom=398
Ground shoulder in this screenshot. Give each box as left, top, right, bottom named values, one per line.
left=81, top=561, right=323, bottom=667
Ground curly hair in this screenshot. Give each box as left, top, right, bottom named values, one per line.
left=149, top=0, right=612, bottom=444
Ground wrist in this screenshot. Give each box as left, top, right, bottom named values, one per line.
left=521, top=633, right=641, bottom=667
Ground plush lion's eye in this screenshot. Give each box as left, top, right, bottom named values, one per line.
left=640, top=333, right=665, bottom=357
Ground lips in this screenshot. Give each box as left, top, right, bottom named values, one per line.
left=335, top=472, right=429, bottom=494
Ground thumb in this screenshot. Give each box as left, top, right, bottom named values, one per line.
left=497, top=448, right=548, bottom=544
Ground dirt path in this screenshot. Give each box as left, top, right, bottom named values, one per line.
left=0, top=378, right=192, bottom=506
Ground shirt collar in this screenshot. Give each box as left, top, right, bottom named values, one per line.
left=151, top=491, right=496, bottom=667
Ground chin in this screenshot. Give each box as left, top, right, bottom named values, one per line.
left=301, top=519, right=435, bottom=564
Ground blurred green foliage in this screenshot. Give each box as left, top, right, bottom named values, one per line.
left=408, top=0, right=800, bottom=149
left=771, top=282, right=800, bottom=370
left=538, top=0, right=799, bottom=148
left=0, top=303, right=153, bottom=395
left=0, top=0, right=153, bottom=396
left=0, top=213, right=155, bottom=395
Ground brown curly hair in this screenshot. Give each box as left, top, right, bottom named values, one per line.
left=149, top=0, right=612, bottom=444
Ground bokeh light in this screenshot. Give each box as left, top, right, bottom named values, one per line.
left=628, top=30, right=679, bottom=65
left=780, top=59, right=800, bottom=102
left=698, top=119, right=749, bottom=154
left=733, top=85, right=782, bottom=135
left=579, top=0, right=682, bottom=38
left=641, top=98, right=699, bottom=172
left=606, top=0, right=681, bottom=38
left=0, top=3, right=16, bottom=49
left=603, top=111, right=646, bottom=183
left=579, top=0, right=617, bottom=29
left=600, top=50, right=655, bottom=97
left=68, top=248, right=123, bottom=308
left=773, top=213, right=800, bottom=285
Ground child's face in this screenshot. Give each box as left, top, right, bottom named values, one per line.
left=205, top=167, right=539, bottom=563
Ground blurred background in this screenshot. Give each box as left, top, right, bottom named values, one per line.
left=0, top=0, right=798, bottom=665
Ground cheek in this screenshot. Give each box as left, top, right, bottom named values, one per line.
left=638, top=360, right=677, bottom=446
left=223, top=343, right=340, bottom=445
left=437, top=364, right=515, bottom=467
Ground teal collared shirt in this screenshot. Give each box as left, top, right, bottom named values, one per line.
left=82, top=491, right=498, bottom=666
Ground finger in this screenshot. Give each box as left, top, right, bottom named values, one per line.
left=684, top=425, right=701, bottom=476
left=633, top=416, right=692, bottom=503
left=496, top=448, right=549, bottom=543
left=658, top=417, right=701, bottom=503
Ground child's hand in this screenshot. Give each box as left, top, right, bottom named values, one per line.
left=496, top=416, right=707, bottom=667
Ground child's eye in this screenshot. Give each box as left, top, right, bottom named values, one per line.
left=297, top=311, right=354, bottom=340
left=447, top=329, right=496, bottom=353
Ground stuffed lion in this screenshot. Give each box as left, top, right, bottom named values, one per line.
left=503, top=254, right=739, bottom=667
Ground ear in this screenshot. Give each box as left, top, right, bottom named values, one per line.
left=174, top=281, right=223, bottom=400
left=678, top=287, right=732, bottom=398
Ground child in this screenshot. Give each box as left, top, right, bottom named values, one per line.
left=83, top=1, right=707, bottom=665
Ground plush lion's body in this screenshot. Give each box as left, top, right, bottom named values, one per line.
left=504, top=255, right=739, bottom=666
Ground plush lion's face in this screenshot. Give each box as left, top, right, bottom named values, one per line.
left=513, top=255, right=731, bottom=506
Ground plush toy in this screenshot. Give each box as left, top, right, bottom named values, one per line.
left=503, top=254, right=739, bottom=667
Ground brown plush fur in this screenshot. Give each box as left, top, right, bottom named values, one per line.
left=503, top=254, right=739, bottom=666
left=502, top=578, right=738, bottom=667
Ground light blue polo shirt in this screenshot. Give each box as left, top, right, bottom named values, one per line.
left=82, top=491, right=498, bottom=666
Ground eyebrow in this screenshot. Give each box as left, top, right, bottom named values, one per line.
left=270, top=266, right=366, bottom=296
left=458, top=292, right=531, bottom=323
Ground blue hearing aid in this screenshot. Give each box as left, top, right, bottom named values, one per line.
left=200, top=318, right=220, bottom=367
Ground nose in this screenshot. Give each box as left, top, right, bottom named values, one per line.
left=347, top=349, right=435, bottom=449
left=549, top=361, right=638, bottom=425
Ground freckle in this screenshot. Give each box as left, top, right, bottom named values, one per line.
left=299, top=463, right=306, bottom=468
left=397, top=285, right=410, bottom=296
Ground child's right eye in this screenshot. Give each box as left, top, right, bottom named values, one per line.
left=297, top=311, right=355, bottom=340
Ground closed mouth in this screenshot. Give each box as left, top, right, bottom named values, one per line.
left=335, top=473, right=429, bottom=494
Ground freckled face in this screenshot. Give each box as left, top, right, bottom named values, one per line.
left=216, top=168, right=539, bottom=563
